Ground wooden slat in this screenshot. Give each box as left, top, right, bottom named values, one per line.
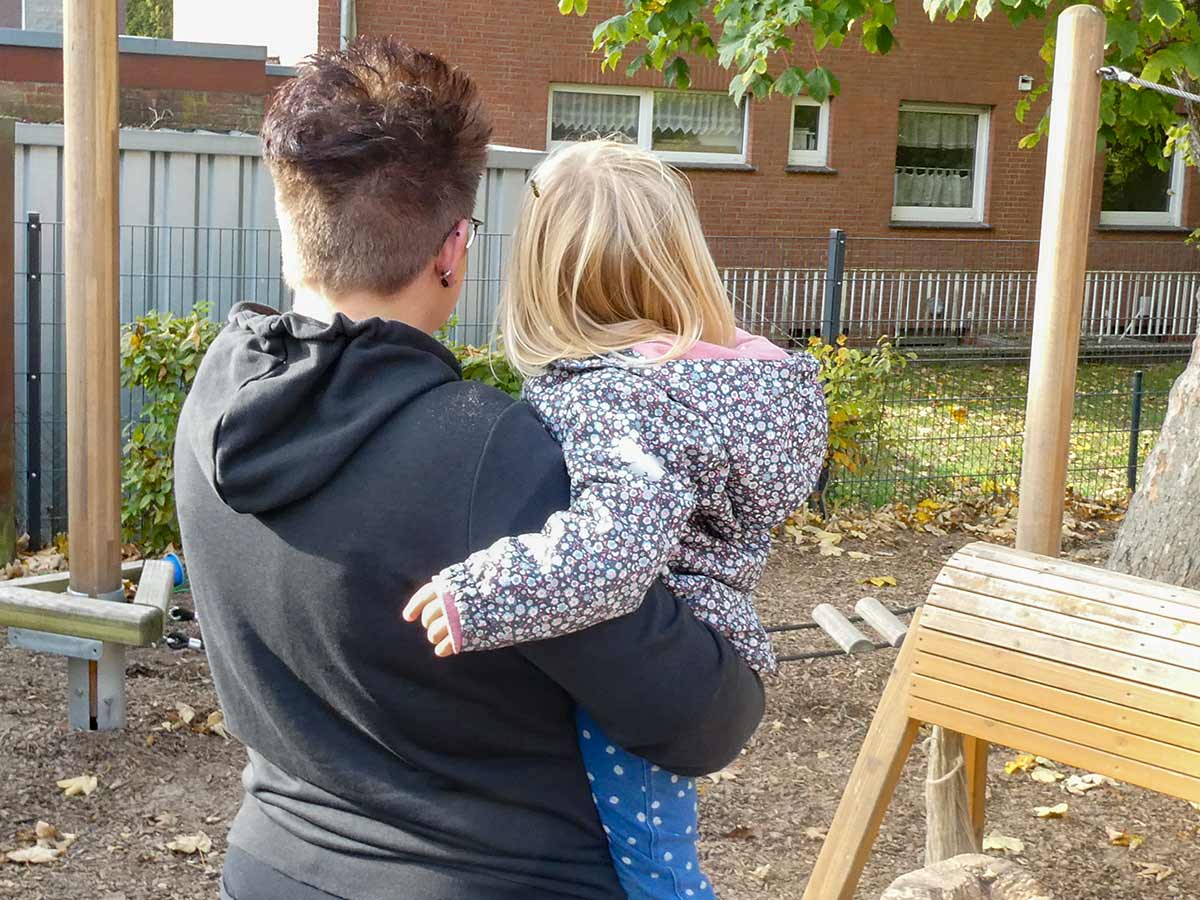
left=915, top=629, right=1200, bottom=727
left=133, top=560, right=175, bottom=617
left=954, top=542, right=1200, bottom=609
left=920, top=606, right=1200, bottom=697
left=914, top=652, right=1200, bottom=753
left=911, top=676, right=1200, bottom=777
left=802, top=610, right=924, bottom=900
left=928, top=585, right=1200, bottom=672
left=940, top=552, right=1200, bottom=628
left=910, top=697, right=1200, bottom=803
left=0, top=584, right=161, bottom=646
left=5, top=560, right=145, bottom=593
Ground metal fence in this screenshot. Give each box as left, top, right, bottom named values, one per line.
left=7, top=222, right=1195, bottom=542
left=710, top=233, right=1200, bottom=360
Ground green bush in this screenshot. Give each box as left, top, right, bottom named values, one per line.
left=436, top=318, right=523, bottom=398
left=121, top=305, right=220, bottom=553
left=807, top=335, right=914, bottom=480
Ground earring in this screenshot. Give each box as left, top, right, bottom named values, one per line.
left=440, top=270, right=452, bottom=288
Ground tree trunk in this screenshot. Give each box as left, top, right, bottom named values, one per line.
left=1107, top=337, right=1200, bottom=587
left=880, top=854, right=1053, bottom=900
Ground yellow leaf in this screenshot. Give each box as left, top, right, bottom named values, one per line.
left=175, top=702, right=196, bottom=725
left=1136, top=862, right=1174, bottom=882
left=1033, top=802, right=1068, bottom=818
left=1105, top=826, right=1144, bottom=849
left=847, top=551, right=872, bottom=561
left=203, top=710, right=230, bottom=740
left=707, top=765, right=740, bottom=785
left=950, top=406, right=968, bottom=424
left=1029, top=766, right=1064, bottom=784
left=56, top=774, right=98, bottom=798
left=166, top=832, right=212, bottom=855
left=862, top=575, right=897, bottom=588
left=982, top=832, right=1025, bottom=854
left=1004, top=753, right=1037, bottom=775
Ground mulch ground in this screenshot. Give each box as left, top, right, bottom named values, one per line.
left=2, top=526, right=1198, bottom=899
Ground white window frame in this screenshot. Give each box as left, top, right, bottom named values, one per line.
left=891, top=102, right=990, bottom=225
left=1099, top=146, right=1186, bottom=228
left=788, top=97, right=830, bottom=167
left=547, top=83, right=748, bottom=166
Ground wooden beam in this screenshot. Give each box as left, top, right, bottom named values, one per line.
left=1015, top=4, right=1107, bottom=557
left=64, top=0, right=122, bottom=599
left=0, top=584, right=161, bottom=646
left=133, top=559, right=175, bottom=617
left=0, top=117, right=14, bottom=564
left=5, top=559, right=145, bottom=593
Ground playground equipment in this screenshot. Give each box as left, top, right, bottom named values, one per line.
left=0, top=0, right=134, bottom=730
left=805, top=6, right=1200, bottom=896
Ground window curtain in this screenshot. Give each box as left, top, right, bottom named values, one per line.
left=652, top=92, right=743, bottom=138
left=895, top=111, right=977, bottom=207
left=551, top=92, right=639, bottom=136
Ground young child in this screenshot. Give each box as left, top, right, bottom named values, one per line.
left=404, top=140, right=827, bottom=898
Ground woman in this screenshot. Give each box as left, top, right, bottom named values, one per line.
left=174, top=37, right=764, bottom=900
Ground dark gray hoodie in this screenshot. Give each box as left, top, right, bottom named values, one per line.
left=174, top=304, right=765, bottom=900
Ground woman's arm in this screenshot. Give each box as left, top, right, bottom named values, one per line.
left=466, top=400, right=763, bottom=775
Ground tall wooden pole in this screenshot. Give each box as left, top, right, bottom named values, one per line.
left=64, top=0, right=124, bottom=729
left=0, top=118, right=14, bottom=564
left=1016, top=5, right=1106, bottom=556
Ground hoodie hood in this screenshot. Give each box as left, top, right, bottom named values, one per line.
left=181, top=303, right=461, bottom=515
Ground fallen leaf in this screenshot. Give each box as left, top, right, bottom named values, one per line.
left=1135, top=862, right=1174, bottom=882
left=166, top=832, right=212, bottom=855
left=1064, top=773, right=1115, bottom=795
left=847, top=551, right=872, bottom=561
left=1105, top=826, right=1144, bottom=849
left=1004, top=753, right=1037, bottom=775
left=750, top=863, right=771, bottom=881
left=723, top=825, right=755, bottom=841
left=175, top=703, right=196, bottom=726
left=56, top=775, right=98, bottom=797
left=803, top=827, right=827, bottom=841
left=1033, top=802, right=1068, bottom=819
left=199, top=710, right=230, bottom=740
left=3, top=822, right=76, bottom=865
left=982, top=832, right=1025, bottom=854
left=707, top=765, right=740, bottom=786
left=4, top=844, right=63, bottom=864
left=1029, top=766, right=1064, bottom=784
left=818, top=541, right=844, bottom=557
left=950, top=406, right=968, bottom=424
left=862, top=575, right=898, bottom=588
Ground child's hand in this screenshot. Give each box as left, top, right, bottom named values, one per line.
left=403, top=583, right=457, bottom=658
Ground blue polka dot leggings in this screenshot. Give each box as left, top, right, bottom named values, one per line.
left=577, top=708, right=714, bottom=899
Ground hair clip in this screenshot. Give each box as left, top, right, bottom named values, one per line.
left=529, top=179, right=541, bottom=198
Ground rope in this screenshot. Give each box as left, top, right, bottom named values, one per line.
left=1098, top=66, right=1200, bottom=104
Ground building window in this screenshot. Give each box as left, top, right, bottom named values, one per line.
left=548, top=85, right=747, bottom=165
left=788, top=97, right=830, bottom=168
left=1100, top=134, right=1185, bottom=228
left=892, top=103, right=990, bottom=224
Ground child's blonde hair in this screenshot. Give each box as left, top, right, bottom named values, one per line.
left=500, top=140, right=736, bottom=375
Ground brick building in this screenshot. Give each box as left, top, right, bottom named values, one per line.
left=316, top=0, right=1198, bottom=256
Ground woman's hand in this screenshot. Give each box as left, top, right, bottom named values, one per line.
left=403, top=584, right=457, bottom=658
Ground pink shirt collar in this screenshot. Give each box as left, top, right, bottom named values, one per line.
left=632, top=329, right=789, bottom=362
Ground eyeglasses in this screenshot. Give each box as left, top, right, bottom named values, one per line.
left=453, top=217, right=484, bottom=250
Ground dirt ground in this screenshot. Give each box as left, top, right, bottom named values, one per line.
left=2, top=527, right=1198, bottom=899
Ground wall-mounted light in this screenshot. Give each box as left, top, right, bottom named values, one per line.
left=1018, top=75, right=1035, bottom=92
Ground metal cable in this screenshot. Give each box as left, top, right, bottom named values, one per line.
left=1098, top=66, right=1200, bottom=104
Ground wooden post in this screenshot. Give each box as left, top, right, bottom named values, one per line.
left=0, top=118, right=14, bottom=564
left=64, top=0, right=124, bottom=730
left=1016, top=4, right=1107, bottom=557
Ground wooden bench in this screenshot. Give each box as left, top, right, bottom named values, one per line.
left=804, top=541, right=1200, bottom=899
left=0, top=559, right=177, bottom=729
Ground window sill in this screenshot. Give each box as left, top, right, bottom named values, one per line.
left=1097, top=223, right=1192, bottom=233
left=785, top=165, right=837, bottom=174
left=667, top=161, right=756, bottom=172
left=889, top=220, right=993, bottom=230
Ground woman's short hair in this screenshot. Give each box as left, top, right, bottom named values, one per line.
left=262, top=37, right=491, bottom=297
left=500, top=141, right=736, bottom=376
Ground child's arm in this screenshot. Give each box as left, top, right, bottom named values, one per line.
left=405, top=370, right=723, bottom=656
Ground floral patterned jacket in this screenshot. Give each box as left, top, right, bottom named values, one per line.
left=435, top=330, right=828, bottom=674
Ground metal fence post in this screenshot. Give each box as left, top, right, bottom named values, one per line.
left=822, top=228, right=846, bottom=342
left=25, top=212, right=43, bottom=549
left=1126, top=369, right=1144, bottom=491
